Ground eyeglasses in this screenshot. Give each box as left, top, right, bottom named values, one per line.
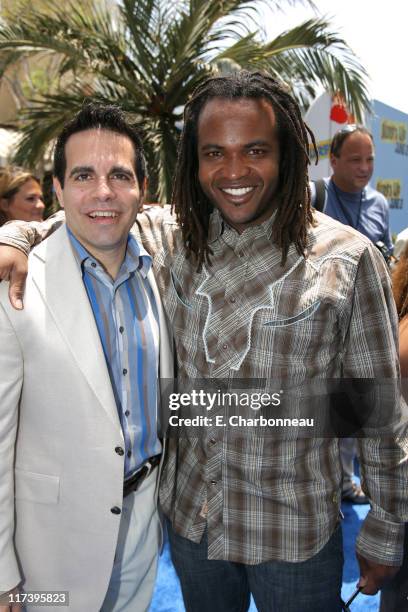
left=330, top=125, right=371, bottom=156
left=336, top=124, right=359, bottom=135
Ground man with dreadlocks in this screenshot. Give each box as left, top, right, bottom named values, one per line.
left=0, top=73, right=407, bottom=611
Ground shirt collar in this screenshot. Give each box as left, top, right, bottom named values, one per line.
left=329, top=177, right=366, bottom=202
left=66, top=226, right=152, bottom=278
left=207, top=206, right=313, bottom=262
left=207, top=207, right=276, bottom=244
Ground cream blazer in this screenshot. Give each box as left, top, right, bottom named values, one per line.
left=0, top=225, right=173, bottom=611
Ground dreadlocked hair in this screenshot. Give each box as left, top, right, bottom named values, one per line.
left=171, top=70, right=317, bottom=270
left=392, top=243, right=408, bottom=320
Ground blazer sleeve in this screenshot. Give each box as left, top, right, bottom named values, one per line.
left=0, top=297, right=24, bottom=591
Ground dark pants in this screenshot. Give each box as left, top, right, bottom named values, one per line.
left=380, top=525, right=408, bottom=612
left=167, top=521, right=344, bottom=612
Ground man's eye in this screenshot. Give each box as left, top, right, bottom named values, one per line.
left=112, top=173, right=131, bottom=181
left=248, top=148, right=266, bottom=156
left=206, top=151, right=221, bottom=158
left=75, top=173, right=91, bottom=181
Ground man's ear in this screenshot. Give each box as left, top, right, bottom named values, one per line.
left=0, top=197, right=9, bottom=213
left=53, top=177, right=64, bottom=208
left=141, top=176, right=147, bottom=197
left=138, top=177, right=148, bottom=212
left=329, top=154, right=337, bottom=172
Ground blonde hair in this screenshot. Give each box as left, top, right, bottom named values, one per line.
left=0, top=166, right=40, bottom=225
left=392, top=243, right=408, bottom=320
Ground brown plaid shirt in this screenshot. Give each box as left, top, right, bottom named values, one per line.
left=1, top=208, right=407, bottom=566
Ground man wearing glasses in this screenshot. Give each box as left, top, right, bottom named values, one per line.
left=313, top=125, right=392, bottom=254
left=312, top=124, right=393, bottom=505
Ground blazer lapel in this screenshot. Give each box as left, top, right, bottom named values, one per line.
left=31, top=225, right=120, bottom=429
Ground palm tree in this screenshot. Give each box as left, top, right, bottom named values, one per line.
left=0, top=0, right=370, bottom=202
left=0, top=0, right=103, bottom=120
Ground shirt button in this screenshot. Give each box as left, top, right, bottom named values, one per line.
left=222, top=344, right=228, bottom=350
left=125, top=410, right=130, bottom=417
left=91, top=262, right=97, bottom=268
left=230, top=297, right=236, bottom=303
left=123, top=368, right=128, bottom=376
left=115, top=446, right=124, bottom=456
left=237, top=251, right=245, bottom=258
left=210, top=480, right=217, bottom=486
left=110, top=506, right=121, bottom=515
left=209, top=438, right=216, bottom=445
left=119, top=326, right=124, bottom=334
left=127, top=450, right=132, bottom=458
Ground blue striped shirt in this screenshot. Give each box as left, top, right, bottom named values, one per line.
left=67, top=227, right=161, bottom=477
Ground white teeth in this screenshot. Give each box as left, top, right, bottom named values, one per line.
left=89, top=211, right=118, bottom=218
left=221, top=186, right=254, bottom=196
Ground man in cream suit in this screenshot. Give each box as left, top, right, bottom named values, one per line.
left=0, top=104, right=172, bottom=611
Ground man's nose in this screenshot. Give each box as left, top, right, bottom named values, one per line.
left=360, top=159, right=373, bottom=172
left=223, top=154, right=250, bottom=180
left=93, top=178, right=115, bottom=199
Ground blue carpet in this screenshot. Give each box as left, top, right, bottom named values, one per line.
left=150, top=499, right=380, bottom=611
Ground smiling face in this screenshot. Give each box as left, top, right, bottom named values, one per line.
left=197, top=97, right=280, bottom=233
left=53, top=128, right=142, bottom=276
left=3, top=178, right=45, bottom=222
left=330, top=131, right=374, bottom=193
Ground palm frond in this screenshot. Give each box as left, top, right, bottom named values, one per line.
left=261, top=18, right=371, bottom=120
left=1, top=0, right=371, bottom=200
left=0, top=49, right=27, bottom=79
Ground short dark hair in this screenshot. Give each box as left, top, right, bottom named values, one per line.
left=330, top=125, right=373, bottom=157
left=53, top=103, right=147, bottom=187
left=171, top=70, right=317, bottom=269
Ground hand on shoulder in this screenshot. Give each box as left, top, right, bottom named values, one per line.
left=0, top=245, right=28, bottom=310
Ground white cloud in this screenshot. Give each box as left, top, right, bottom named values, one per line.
left=261, top=0, right=408, bottom=114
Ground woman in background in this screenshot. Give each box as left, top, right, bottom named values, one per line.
left=380, top=243, right=408, bottom=611
left=0, top=166, right=44, bottom=225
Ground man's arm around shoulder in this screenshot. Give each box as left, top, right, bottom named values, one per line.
left=0, top=212, right=65, bottom=309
